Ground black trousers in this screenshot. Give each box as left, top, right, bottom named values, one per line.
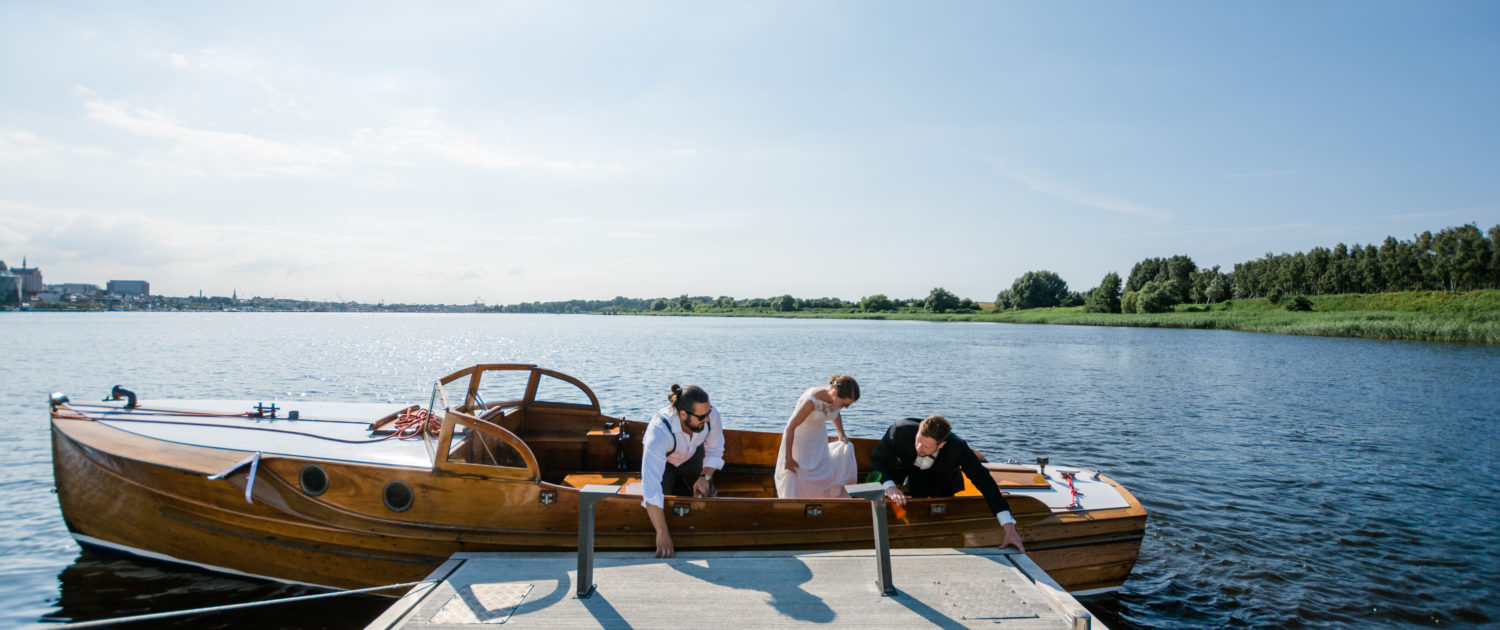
left=903, top=468, right=964, bottom=499
left=661, top=443, right=709, bottom=498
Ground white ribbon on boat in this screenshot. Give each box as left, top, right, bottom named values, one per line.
left=206, top=451, right=262, bottom=504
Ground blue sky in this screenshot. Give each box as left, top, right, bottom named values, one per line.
left=1, top=1, right=1496, bottom=304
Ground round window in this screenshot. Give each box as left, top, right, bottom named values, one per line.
left=382, top=480, right=415, bottom=513
left=299, top=464, right=329, bottom=497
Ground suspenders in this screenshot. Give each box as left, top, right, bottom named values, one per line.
left=657, top=413, right=710, bottom=458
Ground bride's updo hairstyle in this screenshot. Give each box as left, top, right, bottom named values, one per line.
left=668, top=384, right=711, bottom=411
left=829, top=374, right=860, bottom=402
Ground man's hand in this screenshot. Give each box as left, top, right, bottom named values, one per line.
left=884, top=485, right=907, bottom=506
left=692, top=476, right=713, bottom=498
left=655, top=529, right=675, bottom=558
left=999, top=524, right=1026, bottom=553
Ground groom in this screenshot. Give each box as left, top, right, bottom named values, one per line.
left=871, top=414, right=1026, bottom=552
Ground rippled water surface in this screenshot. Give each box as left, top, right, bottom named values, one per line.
left=3, top=313, right=1497, bottom=628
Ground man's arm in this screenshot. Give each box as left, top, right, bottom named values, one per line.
left=693, top=407, right=726, bottom=497
left=645, top=504, right=674, bottom=557
left=871, top=423, right=907, bottom=504
left=956, top=444, right=1025, bottom=552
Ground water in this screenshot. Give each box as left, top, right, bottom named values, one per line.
left=3, top=313, right=1497, bottom=628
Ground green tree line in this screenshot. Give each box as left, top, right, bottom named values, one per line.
left=493, top=223, right=1498, bottom=317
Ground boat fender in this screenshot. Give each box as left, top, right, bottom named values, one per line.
left=207, top=451, right=263, bottom=504
left=104, top=385, right=138, bottom=409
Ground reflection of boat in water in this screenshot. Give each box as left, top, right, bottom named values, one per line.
left=51, top=364, right=1147, bottom=595
left=44, top=550, right=389, bottom=628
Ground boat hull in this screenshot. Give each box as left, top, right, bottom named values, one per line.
left=52, top=415, right=1144, bottom=594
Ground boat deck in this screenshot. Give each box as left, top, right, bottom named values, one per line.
left=365, top=549, right=1104, bottom=629
left=72, top=400, right=432, bottom=468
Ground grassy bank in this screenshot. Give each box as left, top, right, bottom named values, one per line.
left=632, top=290, right=1500, bottom=344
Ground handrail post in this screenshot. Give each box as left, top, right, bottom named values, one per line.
left=846, top=482, right=895, bottom=596
left=576, top=484, right=620, bottom=598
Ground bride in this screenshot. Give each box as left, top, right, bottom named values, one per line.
left=774, top=374, right=860, bottom=499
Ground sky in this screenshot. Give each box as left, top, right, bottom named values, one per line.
left=1, top=1, right=1496, bottom=304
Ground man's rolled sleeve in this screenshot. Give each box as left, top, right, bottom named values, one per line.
left=640, top=425, right=669, bottom=510
left=702, top=407, right=726, bottom=471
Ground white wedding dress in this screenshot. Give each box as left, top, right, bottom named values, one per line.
left=774, top=387, right=858, bottom=499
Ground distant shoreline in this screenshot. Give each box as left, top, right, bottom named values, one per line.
left=11, top=290, right=1498, bottom=344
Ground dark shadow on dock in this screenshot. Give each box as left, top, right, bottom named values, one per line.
left=577, top=591, right=633, bottom=630
left=886, top=589, right=971, bottom=630
left=670, top=557, right=836, bottom=623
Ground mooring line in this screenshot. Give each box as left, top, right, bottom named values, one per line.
left=46, top=580, right=436, bottom=628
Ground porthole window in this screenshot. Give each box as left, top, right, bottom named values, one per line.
left=299, top=464, right=329, bottom=497
left=383, top=480, right=415, bottom=513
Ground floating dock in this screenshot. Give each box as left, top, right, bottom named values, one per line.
left=364, top=548, right=1103, bottom=629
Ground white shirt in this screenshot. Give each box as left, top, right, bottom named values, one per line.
left=640, top=404, right=726, bottom=509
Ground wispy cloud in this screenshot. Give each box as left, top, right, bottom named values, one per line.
left=351, top=110, right=621, bottom=173
left=0, top=130, right=110, bottom=161
left=1118, top=222, right=1315, bottom=239
left=84, top=100, right=350, bottom=177
left=1001, top=167, right=1172, bottom=222
left=1221, top=169, right=1306, bottom=179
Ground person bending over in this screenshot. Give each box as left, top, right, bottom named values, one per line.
left=870, top=414, right=1025, bottom=552
left=640, top=384, right=725, bottom=558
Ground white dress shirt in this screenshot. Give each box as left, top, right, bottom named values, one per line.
left=640, top=404, right=726, bottom=509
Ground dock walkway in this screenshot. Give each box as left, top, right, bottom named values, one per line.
left=365, top=548, right=1103, bottom=629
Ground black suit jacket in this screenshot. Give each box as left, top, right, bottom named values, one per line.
left=871, top=418, right=1012, bottom=517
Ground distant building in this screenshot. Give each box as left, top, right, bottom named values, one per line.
left=12, top=257, right=43, bottom=300
left=53, top=283, right=103, bottom=299
left=0, top=261, right=20, bottom=308
left=107, top=280, right=150, bottom=296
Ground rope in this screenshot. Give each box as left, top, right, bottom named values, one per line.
left=1060, top=471, right=1084, bottom=509
left=59, top=408, right=443, bottom=445
left=47, top=579, right=436, bottom=628
left=379, top=407, right=442, bottom=440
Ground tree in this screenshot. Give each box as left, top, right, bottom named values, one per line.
left=859, top=294, right=895, bottom=312
left=1121, top=290, right=1139, bottom=314
left=1206, top=274, right=1231, bottom=303
left=1134, top=280, right=1177, bottom=313
left=1084, top=272, right=1122, bottom=313
left=994, top=289, right=1016, bottom=310
left=1285, top=295, right=1313, bottom=311
left=924, top=287, right=960, bottom=313
left=771, top=295, right=799, bottom=312
left=1008, top=270, right=1070, bottom=309
left=650, top=299, right=668, bottom=311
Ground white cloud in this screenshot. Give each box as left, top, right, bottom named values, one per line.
left=352, top=117, right=616, bottom=173
left=84, top=100, right=350, bottom=177
left=1002, top=167, right=1173, bottom=222
left=0, top=130, right=110, bottom=161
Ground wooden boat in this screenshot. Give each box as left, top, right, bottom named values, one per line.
left=50, top=364, right=1146, bottom=595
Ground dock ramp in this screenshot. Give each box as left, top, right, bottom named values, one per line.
left=365, top=548, right=1103, bottom=629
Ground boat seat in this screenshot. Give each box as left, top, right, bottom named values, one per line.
left=559, top=472, right=774, bottom=499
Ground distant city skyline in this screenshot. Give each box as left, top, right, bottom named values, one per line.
left=2, top=2, right=1496, bottom=304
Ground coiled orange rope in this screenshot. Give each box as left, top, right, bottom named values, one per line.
left=387, top=407, right=442, bottom=439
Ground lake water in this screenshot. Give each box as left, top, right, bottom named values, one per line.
left=2, top=313, right=1497, bottom=629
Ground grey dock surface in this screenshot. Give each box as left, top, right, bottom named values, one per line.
left=365, top=548, right=1104, bottom=629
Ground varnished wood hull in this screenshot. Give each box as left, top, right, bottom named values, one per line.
left=52, top=414, right=1145, bottom=594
